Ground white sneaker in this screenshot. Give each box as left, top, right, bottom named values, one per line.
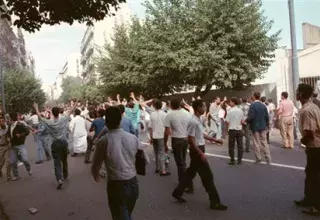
left=28, top=171, right=33, bottom=176
left=12, top=176, right=19, bottom=181
left=18, top=162, right=23, bottom=167
left=57, top=180, right=63, bottom=190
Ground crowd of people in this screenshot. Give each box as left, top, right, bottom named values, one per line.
left=0, top=83, right=320, bottom=219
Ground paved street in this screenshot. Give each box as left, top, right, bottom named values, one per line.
left=0, top=132, right=316, bottom=220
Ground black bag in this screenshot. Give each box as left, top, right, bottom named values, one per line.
left=135, top=150, right=146, bottom=176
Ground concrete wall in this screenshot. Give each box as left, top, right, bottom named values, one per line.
left=299, top=44, right=320, bottom=78
left=165, top=83, right=277, bottom=105
left=303, top=23, right=320, bottom=49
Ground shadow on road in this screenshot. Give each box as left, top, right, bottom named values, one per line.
left=0, top=200, right=10, bottom=220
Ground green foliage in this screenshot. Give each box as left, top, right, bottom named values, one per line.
left=60, top=76, right=104, bottom=104
left=83, top=79, right=105, bottom=104
left=98, top=0, right=280, bottom=98
left=60, top=76, right=84, bottom=103
left=0, top=0, right=125, bottom=32
left=3, top=69, right=46, bottom=113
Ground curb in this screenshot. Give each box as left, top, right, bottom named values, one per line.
left=0, top=201, right=10, bottom=220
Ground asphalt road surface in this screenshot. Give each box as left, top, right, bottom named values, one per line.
left=0, top=132, right=315, bottom=220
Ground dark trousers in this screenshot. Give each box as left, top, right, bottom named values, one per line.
left=171, top=137, right=188, bottom=184
left=85, top=135, right=94, bottom=162
left=304, top=148, right=320, bottom=209
left=228, top=130, right=243, bottom=163
left=173, top=146, right=221, bottom=205
left=51, top=140, right=69, bottom=181
left=107, top=177, right=139, bottom=220
left=243, top=124, right=251, bottom=151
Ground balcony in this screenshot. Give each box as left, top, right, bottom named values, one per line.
left=80, top=30, right=94, bottom=54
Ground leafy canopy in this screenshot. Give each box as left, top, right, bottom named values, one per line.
left=99, top=0, right=280, bottom=98
left=60, top=76, right=104, bottom=104
left=3, top=69, right=46, bottom=113
left=0, top=0, right=125, bottom=32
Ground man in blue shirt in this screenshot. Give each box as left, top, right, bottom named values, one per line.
left=118, top=105, right=135, bottom=135
left=85, top=109, right=105, bottom=164
left=246, top=92, right=271, bottom=164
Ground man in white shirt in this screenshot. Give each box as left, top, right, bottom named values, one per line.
left=209, top=97, right=222, bottom=139
left=164, top=98, right=191, bottom=187
left=172, top=99, right=227, bottom=211
left=225, top=98, right=244, bottom=165
left=149, top=99, right=170, bottom=176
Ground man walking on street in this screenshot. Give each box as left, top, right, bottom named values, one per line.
left=240, top=98, right=251, bottom=152
left=9, top=113, right=32, bottom=180
left=226, top=97, right=244, bottom=165
left=164, top=98, right=191, bottom=189
left=85, top=109, right=105, bottom=164
left=149, top=99, right=170, bottom=176
left=91, top=106, right=142, bottom=220
left=34, top=102, right=74, bottom=190
left=278, top=92, right=295, bottom=149
left=294, top=84, right=320, bottom=216
left=246, top=92, right=271, bottom=164
left=172, top=99, right=227, bottom=211
left=34, top=119, right=52, bottom=164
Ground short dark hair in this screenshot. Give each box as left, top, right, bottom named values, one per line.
left=74, top=109, right=81, bottom=116
left=192, top=99, right=204, bottom=111
left=260, top=96, right=266, bottom=103
left=268, top=98, right=273, bottom=103
left=253, top=92, right=261, bottom=100
left=297, top=83, right=313, bottom=100
left=170, top=98, right=181, bottom=110
left=52, top=107, right=60, bottom=117
left=105, top=106, right=122, bottom=130
left=59, top=107, right=64, bottom=114
left=281, top=92, right=289, bottom=99
left=230, top=97, right=239, bottom=105
left=89, top=110, right=97, bottom=119
left=213, top=96, right=220, bottom=102
left=98, top=109, right=105, bottom=117
left=153, top=99, right=162, bottom=110
left=118, top=104, right=125, bottom=114
left=242, top=98, right=247, bottom=103
left=9, top=113, right=18, bottom=121
left=313, top=93, right=318, bottom=98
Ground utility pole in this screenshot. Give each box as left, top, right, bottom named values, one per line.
left=288, top=0, right=300, bottom=105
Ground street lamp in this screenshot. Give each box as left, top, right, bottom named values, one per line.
left=288, top=0, right=300, bottom=105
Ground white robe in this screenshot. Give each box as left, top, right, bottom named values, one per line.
left=69, top=115, right=88, bottom=153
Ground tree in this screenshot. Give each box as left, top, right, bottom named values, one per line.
left=60, top=76, right=84, bottom=103
left=3, top=69, right=46, bottom=113
left=143, top=0, right=280, bottom=97
left=99, top=0, right=279, bottom=98
left=99, top=17, right=184, bottom=98
left=0, top=0, right=125, bottom=32
left=83, top=79, right=105, bottom=104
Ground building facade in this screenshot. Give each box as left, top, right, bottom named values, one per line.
left=303, top=23, right=320, bottom=49
left=52, top=53, right=82, bottom=99
left=80, top=3, right=132, bottom=81
left=0, top=5, right=35, bottom=72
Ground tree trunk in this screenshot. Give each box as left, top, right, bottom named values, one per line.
left=193, top=84, right=212, bottom=99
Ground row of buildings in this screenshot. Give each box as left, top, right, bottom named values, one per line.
left=46, top=3, right=132, bottom=100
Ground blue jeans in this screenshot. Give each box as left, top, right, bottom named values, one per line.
left=107, top=177, right=139, bottom=220
left=11, top=145, right=31, bottom=177
left=37, top=136, right=51, bottom=161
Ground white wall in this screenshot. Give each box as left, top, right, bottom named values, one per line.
left=298, top=44, right=320, bottom=78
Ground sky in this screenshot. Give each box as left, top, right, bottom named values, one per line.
left=24, top=0, right=320, bottom=86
